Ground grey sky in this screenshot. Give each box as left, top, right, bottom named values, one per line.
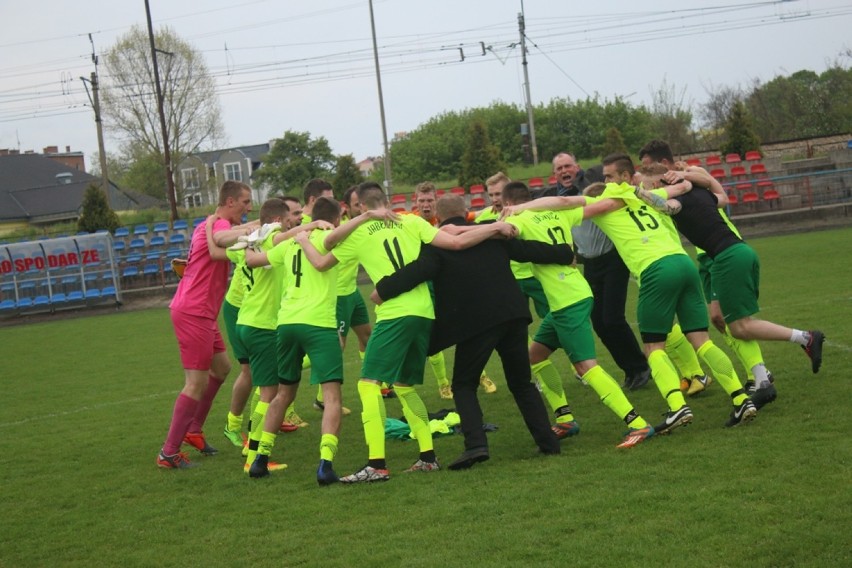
left=1, top=0, right=849, bottom=169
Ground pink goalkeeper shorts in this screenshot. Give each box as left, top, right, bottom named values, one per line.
left=171, top=309, right=226, bottom=370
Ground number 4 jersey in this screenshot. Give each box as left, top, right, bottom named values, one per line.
left=331, top=215, right=438, bottom=323
left=505, top=208, right=592, bottom=313
left=268, top=229, right=339, bottom=329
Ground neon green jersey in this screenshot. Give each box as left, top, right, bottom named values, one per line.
left=335, top=217, right=361, bottom=296
left=648, top=188, right=693, bottom=247
left=589, top=183, right=687, bottom=277
left=332, top=214, right=438, bottom=322
left=270, top=230, right=338, bottom=328
left=235, top=230, right=284, bottom=330
left=506, top=209, right=592, bottom=312
left=224, top=248, right=250, bottom=307
left=474, top=208, right=500, bottom=223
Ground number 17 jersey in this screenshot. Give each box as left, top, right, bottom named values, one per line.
left=331, top=215, right=438, bottom=322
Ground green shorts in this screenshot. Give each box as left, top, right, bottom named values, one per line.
left=276, top=324, right=343, bottom=386
left=362, top=316, right=432, bottom=385
left=518, top=277, right=550, bottom=319
left=237, top=324, right=279, bottom=387
left=696, top=253, right=717, bottom=304
left=637, top=255, right=708, bottom=341
left=532, top=297, right=597, bottom=363
left=710, top=243, right=760, bottom=323
left=336, top=290, right=370, bottom=336
left=222, top=300, right=249, bottom=363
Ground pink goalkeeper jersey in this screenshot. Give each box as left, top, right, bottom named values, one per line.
left=169, top=218, right=232, bottom=319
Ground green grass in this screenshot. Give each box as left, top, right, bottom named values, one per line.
left=1, top=228, right=851, bottom=567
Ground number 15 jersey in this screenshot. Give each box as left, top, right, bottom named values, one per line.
left=331, top=215, right=438, bottom=322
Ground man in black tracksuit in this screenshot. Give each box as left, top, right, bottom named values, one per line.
left=372, top=195, right=574, bottom=469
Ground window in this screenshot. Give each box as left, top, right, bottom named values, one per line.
left=224, top=162, right=242, bottom=182
left=184, top=193, right=203, bottom=208
left=181, top=168, right=200, bottom=190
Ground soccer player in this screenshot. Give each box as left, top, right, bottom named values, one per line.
left=499, top=181, right=655, bottom=448
left=503, top=154, right=758, bottom=431
left=474, top=171, right=507, bottom=222
left=297, top=182, right=515, bottom=482
left=373, top=194, right=570, bottom=468
left=157, top=180, right=255, bottom=469
left=301, top=178, right=335, bottom=223
left=245, top=197, right=346, bottom=484
left=638, top=140, right=774, bottom=396
left=635, top=162, right=825, bottom=407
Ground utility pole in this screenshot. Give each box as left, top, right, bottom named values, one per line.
left=368, top=0, right=392, bottom=195
left=80, top=35, right=111, bottom=208
left=144, top=0, right=179, bottom=222
left=518, top=4, right=539, bottom=166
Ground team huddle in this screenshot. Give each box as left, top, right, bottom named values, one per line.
left=156, top=139, right=825, bottom=485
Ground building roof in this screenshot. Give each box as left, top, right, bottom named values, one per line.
left=191, top=143, right=270, bottom=168
left=0, top=154, right=161, bottom=223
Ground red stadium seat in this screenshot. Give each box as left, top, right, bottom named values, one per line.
left=744, top=150, right=762, bottom=161
left=686, top=158, right=701, bottom=167
left=742, top=192, right=759, bottom=203
left=727, top=192, right=738, bottom=205
left=730, top=166, right=747, bottom=178
left=763, top=189, right=780, bottom=201
left=436, top=190, right=446, bottom=197
left=710, top=169, right=726, bottom=181
left=725, top=153, right=742, bottom=164
left=469, top=184, right=485, bottom=195
left=470, top=197, right=486, bottom=209
left=450, top=187, right=465, bottom=197
left=529, top=177, right=544, bottom=189
left=735, top=182, right=753, bottom=192
left=390, top=194, right=407, bottom=205
left=750, top=163, right=767, bottom=175
left=705, top=155, right=722, bottom=166
left=547, top=175, right=557, bottom=186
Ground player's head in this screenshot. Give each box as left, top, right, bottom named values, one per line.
left=602, top=153, right=635, bottom=185
left=357, top=181, right=388, bottom=210
left=637, top=163, right=669, bottom=189
left=303, top=179, right=334, bottom=210
left=638, top=140, right=676, bottom=170
left=259, top=197, right=288, bottom=225
left=502, top=181, right=531, bottom=205
left=280, top=195, right=303, bottom=228
left=217, top=181, right=252, bottom=223
left=414, top=181, right=437, bottom=220
left=552, top=152, right=580, bottom=187
left=311, top=196, right=341, bottom=227
left=583, top=182, right=607, bottom=197
left=485, top=171, right=509, bottom=210
left=435, top=195, right=466, bottom=223
left=342, top=185, right=361, bottom=217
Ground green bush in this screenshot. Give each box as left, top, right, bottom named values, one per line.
left=77, top=185, right=120, bottom=233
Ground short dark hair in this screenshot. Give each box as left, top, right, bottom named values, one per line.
left=311, top=196, right=341, bottom=224
left=602, top=153, right=635, bottom=177
left=342, top=185, right=359, bottom=208
left=638, top=140, right=674, bottom=164
left=280, top=195, right=301, bottom=210
left=259, top=198, right=288, bottom=224
left=357, top=181, right=387, bottom=209
left=303, top=178, right=333, bottom=203
left=502, top=181, right=531, bottom=205
left=218, top=180, right=251, bottom=206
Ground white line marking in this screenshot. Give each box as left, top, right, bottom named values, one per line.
left=0, top=390, right=177, bottom=429
left=826, top=340, right=852, bottom=353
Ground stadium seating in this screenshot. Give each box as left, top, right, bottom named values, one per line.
left=469, top=184, right=485, bottom=195
left=710, top=169, right=726, bottom=181
left=113, top=241, right=126, bottom=254
left=735, top=182, right=753, bottom=192
left=450, top=187, right=465, bottom=197
left=67, top=290, right=84, bottom=302
left=153, top=222, right=169, bottom=234
left=727, top=191, right=738, bottom=205
left=744, top=151, right=762, bottom=161
left=51, top=292, right=67, bottom=304
left=547, top=175, right=557, bottom=186
left=193, top=217, right=205, bottom=228
left=763, top=188, right=780, bottom=201
left=390, top=194, right=407, bottom=205
left=114, top=227, right=130, bottom=239
left=128, top=238, right=146, bottom=252
left=705, top=155, right=722, bottom=166
left=730, top=166, right=747, bottom=178
left=686, top=158, right=701, bottom=167
left=470, top=197, right=486, bottom=210
left=742, top=192, right=759, bottom=203
left=133, top=224, right=149, bottom=236
left=750, top=163, right=768, bottom=175
left=85, top=289, right=101, bottom=300
left=172, top=219, right=189, bottom=232
left=725, top=153, right=742, bottom=164
left=528, top=177, right=544, bottom=189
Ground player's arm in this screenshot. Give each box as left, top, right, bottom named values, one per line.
left=272, top=220, right=334, bottom=245
left=500, top=196, right=587, bottom=219
left=373, top=248, right=440, bottom=304
left=634, top=185, right=684, bottom=215
left=430, top=221, right=516, bottom=251
left=505, top=240, right=575, bottom=266
left=244, top=248, right=270, bottom=268
left=296, top=231, right=339, bottom=272
left=323, top=208, right=400, bottom=250
left=582, top=198, right=623, bottom=219
left=665, top=169, right=728, bottom=207
left=203, top=216, right=229, bottom=261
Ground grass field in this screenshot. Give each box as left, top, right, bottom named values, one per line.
left=2, top=228, right=851, bottom=567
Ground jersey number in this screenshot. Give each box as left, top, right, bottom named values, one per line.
left=546, top=226, right=567, bottom=245
left=291, top=250, right=303, bottom=288
left=384, top=237, right=406, bottom=272
left=241, top=265, right=255, bottom=292
left=627, top=206, right=660, bottom=232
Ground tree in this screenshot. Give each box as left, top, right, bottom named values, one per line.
left=649, top=78, right=696, bottom=154
left=94, top=146, right=166, bottom=200
left=721, top=101, right=761, bottom=158
left=332, top=154, right=364, bottom=198
left=77, top=185, right=120, bottom=233
left=699, top=83, right=744, bottom=149
left=100, top=25, right=225, bottom=209
left=596, top=127, right=628, bottom=158
left=459, top=120, right=506, bottom=188
left=254, top=131, right=335, bottom=195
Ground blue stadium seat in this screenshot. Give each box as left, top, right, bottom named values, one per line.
left=143, top=264, right=160, bottom=276
left=153, top=222, right=169, bottom=234
left=193, top=217, right=205, bottom=228
left=0, top=299, right=16, bottom=311
left=51, top=293, right=67, bottom=304
left=67, top=290, right=84, bottom=302
left=149, top=236, right=166, bottom=248
left=122, top=266, right=139, bottom=278
left=129, top=238, right=146, bottom=251
left=17, top=297, right=33, bottom=308
left=114, top=227, right=130, bottom=238
left=133, top=224, right=149, bottom=236
left=113, top=241, right=126, bottom=253
left=33, top=295, right=50, bottom=307
left=102, top=286, right=116, bottom=298
left=165, top=248, right=182, bottom=259
left=1, top=282, right=14, bottom=293
left=168, top=234, right=186, bottom=246
left=125, top=253, right=143, bottom=264
left=85, top=289, right=101, bottom=299
left=172, top=219, right=189, bottom=231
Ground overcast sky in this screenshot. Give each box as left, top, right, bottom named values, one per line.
left=1, top=0, right=850, bottom=170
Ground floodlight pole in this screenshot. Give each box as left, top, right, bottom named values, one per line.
left=369, top=0, right=392, bottom=195
left=519, top=3, right=539, bottom=165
